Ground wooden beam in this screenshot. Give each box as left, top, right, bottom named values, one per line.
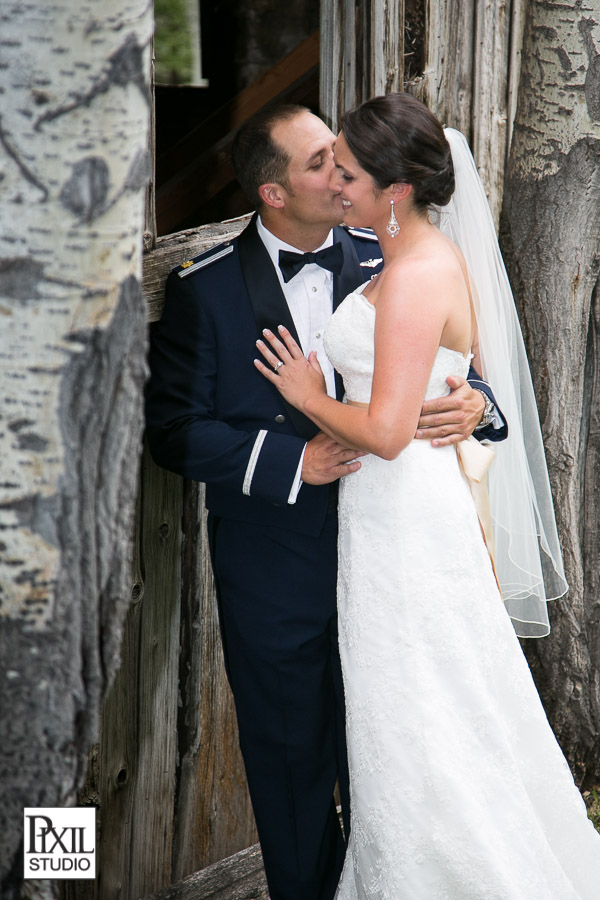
left=141, top=844, right=268, bottom=900
left=142, top=215, right=252, bottom=323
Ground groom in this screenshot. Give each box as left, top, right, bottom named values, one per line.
left=145, top=104, right=506, bottom=900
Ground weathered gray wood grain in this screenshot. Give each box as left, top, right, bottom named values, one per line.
left=143, top=844, right=268, bottom=900
left=171, top=483, right=257, bottom=879
left=418, top=0, right=524, bottom=224
left=320, top=0, right=404, bottom=131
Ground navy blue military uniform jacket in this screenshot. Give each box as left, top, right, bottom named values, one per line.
left=145, top=215, right=506, bottom=536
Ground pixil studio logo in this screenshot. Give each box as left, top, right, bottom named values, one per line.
left=23, top=808, right=96, bottom=879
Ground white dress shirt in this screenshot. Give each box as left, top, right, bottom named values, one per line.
left=256, top=217, right=338, bottom=503
left=257, top=217, right=338, bottom=398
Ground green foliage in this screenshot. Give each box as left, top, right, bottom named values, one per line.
left=155, top=0, right=194, bottom=84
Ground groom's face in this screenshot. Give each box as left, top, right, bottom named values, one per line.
left=270, top=111, right=345, bottom=228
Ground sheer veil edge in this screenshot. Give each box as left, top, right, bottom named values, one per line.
left=434, top=128, right=568, bottom=638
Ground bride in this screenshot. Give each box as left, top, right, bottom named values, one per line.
left=255, top=92, right=600, bottom=898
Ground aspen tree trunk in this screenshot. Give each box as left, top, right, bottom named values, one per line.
left=0, top=1, right=152, bottom=893
left=500, top=0, right=600, bottom=783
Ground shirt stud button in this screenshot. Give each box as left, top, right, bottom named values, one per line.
left=275, top=414, right=286, bottom=424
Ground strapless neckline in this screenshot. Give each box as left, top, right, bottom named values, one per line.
left=342, top=287, right=473, bottom=364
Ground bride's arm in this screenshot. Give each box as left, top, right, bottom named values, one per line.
left=256, top=263, right=451, bottom=460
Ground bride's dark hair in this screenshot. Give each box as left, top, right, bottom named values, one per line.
left=340, top=93, right=455, bottom=209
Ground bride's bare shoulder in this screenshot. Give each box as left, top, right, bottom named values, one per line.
left=385, top=237, right=466, bottom=296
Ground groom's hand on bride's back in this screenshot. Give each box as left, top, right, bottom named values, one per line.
left=302, top=432, right=366, bottom=485
left=415, top=376, right=485, bottom=447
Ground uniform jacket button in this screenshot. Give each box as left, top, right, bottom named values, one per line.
left=274, top=414, right=286, bottom=424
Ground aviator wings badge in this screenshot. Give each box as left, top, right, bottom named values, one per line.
left=360, top=258, right=383, bottom=268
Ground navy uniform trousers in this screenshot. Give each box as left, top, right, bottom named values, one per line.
left=208, top=509, right=346, bottom=900
left=145, top=216, right=507, bottom=900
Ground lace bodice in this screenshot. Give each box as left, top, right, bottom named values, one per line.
left=324, top=285, right=470, bottom=405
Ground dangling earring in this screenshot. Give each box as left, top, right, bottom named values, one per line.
left=386, top=198, right=400, bottom=238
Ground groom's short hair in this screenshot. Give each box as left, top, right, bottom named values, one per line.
left=232, top=104, right=309, bottom=209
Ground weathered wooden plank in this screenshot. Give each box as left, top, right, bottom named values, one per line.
left=320, top=0, right=345, bottom=129
left=372, top=0, right=403, bottom=96
left=128, top=448, right=184, bottom=898
left=322, top=0, right=515, bottom=213
left=422, top=0, right=476, bottom=136
left=145, top=35, right=157, bottom=253
left=320, top=0, right=404, bottom=131
left=506, top=0, right=526, bottom=156
left=143, top=844, right=268, bottom=900
left=171, top=484, right=257, bottom=879
left=472, top=0, right=512, bottom=224
left=94, top=579, right=145, bottom=900
left=74, top=448, right=183, bottom=900
left=420, top=0, right=525, bottom=224
left=59, top=748, right=100, bottom=900
left=143, top=215, right=252, bottom=323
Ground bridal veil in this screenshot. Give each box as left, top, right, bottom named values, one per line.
left=434, top=128, right=568, bottom=637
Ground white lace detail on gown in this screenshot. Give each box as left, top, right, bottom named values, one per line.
left=324, top=288, right=600, bottom=900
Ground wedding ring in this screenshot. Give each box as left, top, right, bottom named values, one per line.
left=273, top=361, right=284, bottom=372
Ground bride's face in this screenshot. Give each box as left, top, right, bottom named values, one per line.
left=330, top=133, right=388, bottom=230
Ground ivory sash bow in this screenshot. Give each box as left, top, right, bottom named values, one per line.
left=456, top=437, right=499, bottom=587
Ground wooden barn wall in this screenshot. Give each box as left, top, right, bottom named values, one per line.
left=320, top=0, right=526, bottom=224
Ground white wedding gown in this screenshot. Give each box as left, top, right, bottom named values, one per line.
left=324, top=286, right=600, bottom=900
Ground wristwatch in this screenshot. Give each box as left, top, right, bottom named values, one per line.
left=475, top=390, right=494, bottom=429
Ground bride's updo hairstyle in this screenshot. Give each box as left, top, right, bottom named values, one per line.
left=340, top=92, right=454, bottom=210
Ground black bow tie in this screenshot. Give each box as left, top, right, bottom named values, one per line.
left=278, top=242, right=344, bottom=283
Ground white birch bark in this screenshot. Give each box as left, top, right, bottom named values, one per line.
left=500, top=0, right=600, bottom=782
left=0, top=0, right=152, bottom=889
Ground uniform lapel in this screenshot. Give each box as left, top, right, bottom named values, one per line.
left=237, top=215, right=302, bottom=347
left=331, top=225, right=365, bottom=398
left=238, top=216, right=317, bottom=438
left=332, top=225, right=365, bottom=311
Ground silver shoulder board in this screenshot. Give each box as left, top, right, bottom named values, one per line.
left=345, top=227, right=378, bottom=241
left=178, top=244, right=234, bottom=278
